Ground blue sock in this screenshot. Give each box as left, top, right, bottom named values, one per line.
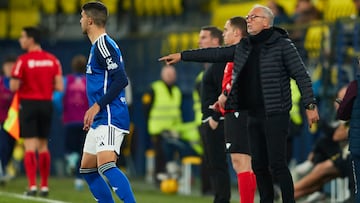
left=99, top=162, right=136, bottom=203
left=80, top=168, right=115, bottom=203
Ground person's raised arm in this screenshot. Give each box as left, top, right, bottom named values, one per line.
left=158, top=53, right=181, bottom=65
left=159, top=45, right=236, bottom=65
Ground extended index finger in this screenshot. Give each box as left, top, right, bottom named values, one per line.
left=158, top=56, right=168, bottom=61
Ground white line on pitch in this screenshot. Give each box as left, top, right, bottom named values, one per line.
left=0, top=191, right=71, bottom=203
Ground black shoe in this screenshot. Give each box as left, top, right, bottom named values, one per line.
left=24, top=189, right=37, bottom=196
left=39, top=190, right=49, bottom=197
left=39, top=187, right=49, bottom=197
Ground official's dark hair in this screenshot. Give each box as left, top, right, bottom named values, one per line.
left=23, top=27, right=41, bottom=44
left=229, top=16, right=249, bottom=37
left=82, top=1, right=108, bottom=27
left=201, top=26, right=224, bottom=45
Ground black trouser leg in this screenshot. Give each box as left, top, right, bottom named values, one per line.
left=200, top=121, right=230, bottom=203
left=249, top=114, right=295, bottom=203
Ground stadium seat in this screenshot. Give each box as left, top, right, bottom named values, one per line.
left=179, top=33, right=191, bottom=51
left=169, top=32, right=180, bottom=52
left=101, top=0, right=118, bottom=15
left=190, top=32, right=199, bottom=49
left=134, top=0, right=145, bottom=16
left=143, top=0, right=155, bottom=16
left=274, top=0, right=297, bottom=16
left=9, top=8, right=40, bottom=39
left=162, top=0, right=172, bottom=16
left=41, top=0, right=58, bottom=15
left=304, top=24, right=330, bottom=59
left=145, top=149, right=155, bottom=183
left=121, top=0, right=131, bottom=11
left=178, top=156, right=201, bottom=195
left=171, top=0, right=183, bottom=16
left=59, top=0, right=78, bottom=14
left=152, top=0, right=163, bottom=16
left=211, top=2, right=260, bottom=29
left=9, top=0, right=35, bottom=9
left=0, top=10, right=7, bottom=38
left=323, top=0, right=357, bottom=22
left=330, top=177, right=350, bottom=202
left=313, top=0, right=327, bottom=13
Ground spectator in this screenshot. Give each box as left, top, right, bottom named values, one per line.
left=62, top=54, right=88, bottom=191
left=290, top=0, right=322, bottom=61
left=295, top=86, right=351, bottom=201
left=142, top=65, right=197, bottom=184
left=337, top=58, right=360, bottom=203
left=354, top=0, right=360, bottom=17
left=267, top=1, right=292, bottom=26
left=0, top=56, right=17, bottom=184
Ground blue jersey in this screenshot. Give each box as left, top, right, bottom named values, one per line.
left=86, top=34, right=129, bottom=132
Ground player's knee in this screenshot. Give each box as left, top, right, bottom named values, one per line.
left=98, top=162, right=117, bottom=175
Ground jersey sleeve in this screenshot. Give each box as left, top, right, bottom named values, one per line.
left=94, top=37, right=128, bottom=109
left=222, top=62, right=233, bottom=92
left=95, top=38, right=124, bottom=73
left=54, top=58, right=63, bottom=76
left=11, top=57, right=24, bottom=79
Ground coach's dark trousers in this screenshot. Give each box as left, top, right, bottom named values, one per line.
left=248, top=113, right=295, bottom=203
left=200, top=120, right=230, bottom=203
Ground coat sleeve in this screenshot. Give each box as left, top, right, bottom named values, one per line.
left=281, top=38, right=316, bottom=107
left=181, top=45, right=236, bottom=63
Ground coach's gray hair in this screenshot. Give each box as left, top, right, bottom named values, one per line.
left=253, top=4, right=275, bottom=27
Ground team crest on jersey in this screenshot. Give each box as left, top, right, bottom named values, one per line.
left=106, top=57, right=118, bottom=70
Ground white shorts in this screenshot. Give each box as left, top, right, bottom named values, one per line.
left=83, top=125, right=126, bottom=155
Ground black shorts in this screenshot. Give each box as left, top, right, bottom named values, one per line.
left=224, top=111, right=250, bottom=155
left=20, top=99, right=53, bottom=138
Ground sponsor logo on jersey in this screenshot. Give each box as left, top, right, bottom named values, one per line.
left=106, top=58, right=118, bottom=70
left=28, top=59, right=54, bottom=68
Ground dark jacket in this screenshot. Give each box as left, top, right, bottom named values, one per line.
left=349, top=76, right=360, bottom=155
left=200, top=63, right=226, bottom=122
left=338, top=76, right=360, bottom=155
left=181, top=27, right=315, bottom=116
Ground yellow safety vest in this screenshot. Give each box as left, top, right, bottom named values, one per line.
left=290, top=79, right=303, bottom=125
left=192, top=71, right=203, bottom=125
left=148, top=81, right=182, bottom=135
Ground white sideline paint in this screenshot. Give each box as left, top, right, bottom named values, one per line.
left=0, top=191, right=71, bottom=203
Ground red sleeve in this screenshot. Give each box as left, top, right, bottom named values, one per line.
left=222, top=62, right=233, bottom=92
left=11, top=57, right=24, bottom=79
left=337, top=80, right=357, bottom=120
left=54, top=58, right=63, bottom=76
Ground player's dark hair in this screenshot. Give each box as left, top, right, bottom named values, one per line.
left=229, top=16, right=249, bottom=37
left=82, top=1, right=108, bottom=27
left=201, top=26, right=224, bottom=45
left=23, top=27, right=42, bottom=44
